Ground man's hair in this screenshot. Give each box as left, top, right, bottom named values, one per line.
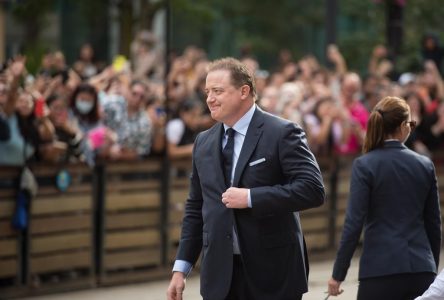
left=207, top=57, right=257, bottom=101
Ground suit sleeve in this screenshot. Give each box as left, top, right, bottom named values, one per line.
left=175, top=133, right=204, bottom=265
left=250, top=123, right=325, bottom=217
left=332, top=158, right=370, bottom=281
left=424, top=162, right=442, bottom=270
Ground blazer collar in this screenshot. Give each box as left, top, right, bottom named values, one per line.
left=210, top=106, right=265, bottom=188
left=232, top=107, right=265, bottom=187
left=383, top=140, right=407, bottom=149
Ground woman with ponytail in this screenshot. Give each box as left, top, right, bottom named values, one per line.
left=328, top=96, right=441, bottom=300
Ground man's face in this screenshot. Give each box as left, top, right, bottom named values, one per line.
left=205, top=69, right=245, bottom=126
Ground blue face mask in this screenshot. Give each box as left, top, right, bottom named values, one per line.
left=75, top=99, right=94, bottom=114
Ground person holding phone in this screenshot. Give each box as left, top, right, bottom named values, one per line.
left=0, top=56, right=42, bottom=166
left=42, top=93, right=84, bottom=164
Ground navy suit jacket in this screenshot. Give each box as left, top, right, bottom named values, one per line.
left=175, top=107, right=325, bottom=300
left=333, top=140, right=441, bottom=281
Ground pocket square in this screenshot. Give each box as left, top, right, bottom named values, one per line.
left=249, top=158, right=266, bottom=166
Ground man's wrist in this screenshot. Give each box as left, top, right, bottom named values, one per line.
left=173, top=260, right=193, bottom=276
left=172, top=271, right=186, bottom=278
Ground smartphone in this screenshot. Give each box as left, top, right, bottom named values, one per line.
left=112, top=55, right=128, bottom=72
left=155, top=107, right=166, bottom=116
left=34, top=97, right=45, bottom=118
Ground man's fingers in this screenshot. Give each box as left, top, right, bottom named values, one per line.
left=167, top=288, right=184, bottom=300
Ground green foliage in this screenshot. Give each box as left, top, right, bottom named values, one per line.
left=400, top=0, right=444, bottom=72
left=338, top=0, right=444, bottom=74
left=8, top=0, right=444, bottom=75
left=10, top=0, right=55, bottom=73
left=170, top=0, right=326, bottom=68
left=337, top=0, right=385, bottom=73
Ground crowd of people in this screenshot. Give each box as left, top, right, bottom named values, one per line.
left=1, top=32, right=444, bottom=169
left=1, top=30, right=444, bottom=299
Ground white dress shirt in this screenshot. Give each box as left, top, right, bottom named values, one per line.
left=415, top=269, right=444, bottom=300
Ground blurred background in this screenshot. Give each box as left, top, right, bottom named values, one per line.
left=1, top=0, right=443, bottom=73
left=1, top=0, right=444, bottom=299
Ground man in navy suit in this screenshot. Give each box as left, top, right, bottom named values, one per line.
left=167, top=57, right=325, bottom=300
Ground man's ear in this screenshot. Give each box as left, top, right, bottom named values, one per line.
left=240, top=85, right=251, bottom=100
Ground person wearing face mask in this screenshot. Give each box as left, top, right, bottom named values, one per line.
left=327, top=96, right=441, bottom=300
left=69, top=83, right=102, bottom=133
left=68, top=83, right=118, bottom=165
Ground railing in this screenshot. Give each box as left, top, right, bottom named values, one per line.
left=1, top=152, right=444, bottom=298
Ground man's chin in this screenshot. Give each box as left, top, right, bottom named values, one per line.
left=210, top=111, right=221, bottom=122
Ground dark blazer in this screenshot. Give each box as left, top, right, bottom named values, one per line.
left=176, top=107, right=325, bottom=300
left=333, top=140, right=441, bottom=282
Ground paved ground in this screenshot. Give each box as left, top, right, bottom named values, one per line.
left=19, top=253, right=360, bottom=300
left=17, top=249, right=444, bottom=300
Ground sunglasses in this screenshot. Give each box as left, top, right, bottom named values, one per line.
left=407, top=120, right=417, bottom=130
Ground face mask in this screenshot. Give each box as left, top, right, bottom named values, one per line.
left=75, top=99, right=94, bottom=114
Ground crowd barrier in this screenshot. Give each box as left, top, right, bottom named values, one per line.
left=1, top=153, right=444, bottom=298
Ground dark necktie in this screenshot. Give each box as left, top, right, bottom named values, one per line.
left=222, top=128, right=235, bottom=187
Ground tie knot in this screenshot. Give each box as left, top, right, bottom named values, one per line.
left=226, top=128, right=235, bottom=138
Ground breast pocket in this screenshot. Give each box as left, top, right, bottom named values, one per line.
left=243, top=155, right=279, bottom=186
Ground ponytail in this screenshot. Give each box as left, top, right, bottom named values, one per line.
left=362, top=96, right=410, bottom=154
left=363, top=110, right=385, bottom=153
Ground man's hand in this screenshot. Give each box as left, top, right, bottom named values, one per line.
left=167, top=272, right=186, bottom=300
left=327, top=277, right=344, bottom=297
left=221, top=187, right=248, bottom=209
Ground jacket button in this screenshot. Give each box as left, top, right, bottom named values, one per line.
left=226, top=234, right=232, bottom=239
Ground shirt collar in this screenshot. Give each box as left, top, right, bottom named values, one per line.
left=223, top=104, right=256, bottom=136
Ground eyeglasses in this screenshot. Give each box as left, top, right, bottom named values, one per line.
left=407, top=120, right=417, bottom=130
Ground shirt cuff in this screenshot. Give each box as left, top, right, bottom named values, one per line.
left=248, top=189, right=252, bottom=208
left=172, top=260, right=193, bottom=276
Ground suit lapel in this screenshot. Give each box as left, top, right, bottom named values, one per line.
left=232, top=108, right=264, bottom=187
left=210, top=123, right=226, bottom=187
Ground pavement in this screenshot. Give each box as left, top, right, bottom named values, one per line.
left=19, top=252, right=361, bottom=300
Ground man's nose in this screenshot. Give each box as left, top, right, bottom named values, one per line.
left=206, top=93, right=214, bottom=103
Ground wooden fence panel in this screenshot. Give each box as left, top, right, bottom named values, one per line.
left=334, top=156, right=356, bottom=246
left=99, top=160, right=165, bottom=285
left=168, top=159, right=191, bottom=265
left=0, top=167, right=22, bottom=297
left=27, top=163, right=95, bottom=293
